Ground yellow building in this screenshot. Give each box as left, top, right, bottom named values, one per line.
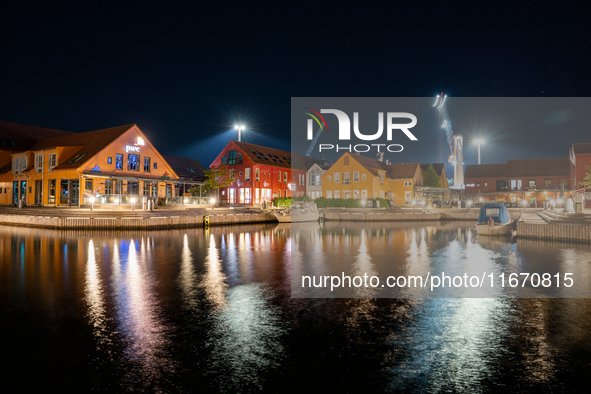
left=320, top=152, right=423, bottom=204
left=0, top=121, right=180, bottom=206
left=386, top=163, right=424, bottom=205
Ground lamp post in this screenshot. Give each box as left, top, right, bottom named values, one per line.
left=474, top=138, right=486, bottom=165
left=234, top=124, right=246, bottom=142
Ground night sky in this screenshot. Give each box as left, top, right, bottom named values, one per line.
left=1, top=1, right=590, bottom=168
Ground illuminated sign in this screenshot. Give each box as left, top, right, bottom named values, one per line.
left=125, top=145, right=140, bottom=153
left=135, top=137, right=145, bottom=146
left=90, top=165, right=101, bottom=173
left=466, top=183, right=475, bottom=187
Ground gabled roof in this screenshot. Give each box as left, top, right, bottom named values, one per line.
left=465, top=163, right=507, bottom=178
left=348, top=153, right=390, bottom=178
left=420, top=163, right=445, bottom=177
left=573, top=143, right=591, bottom=155
left=163, top=155, right=206, bottom=183
left=385, top=162, right=421, bottom=179
left=292, top=153, right=331, bottom=171
left=507, top=157, right=570, bottom=177
left=0, top=120, right=72, bottom=152
left=31, top=125, right=134, bottom=170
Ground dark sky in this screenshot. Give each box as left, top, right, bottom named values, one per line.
left=1, top=1, right=590, bottom=167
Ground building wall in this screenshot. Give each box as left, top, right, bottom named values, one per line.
left=464, top=175, right=570, bottom=202
left=210, top=141, right=305, bottom=205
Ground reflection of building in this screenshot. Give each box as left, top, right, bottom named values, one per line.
left=320, top=152, right=423, bottom=204
left=0, top=121, right=180, bottom=206
left=210, top=140, right=306, bottom=205
left=464, top=157, right=571, bottom=204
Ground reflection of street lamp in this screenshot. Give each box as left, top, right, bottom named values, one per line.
left=234, top=124, right=246, bottom=142
left=474, top=138, right=486, bottom=165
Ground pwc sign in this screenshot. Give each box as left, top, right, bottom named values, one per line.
left=304, top=108, right=417, bottom=154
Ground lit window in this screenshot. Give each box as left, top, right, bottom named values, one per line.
left=108, top=157, right=112, bottom=165
left=144, top=157, right=151, bottom=172
left=116, top=154, right=123, bottom=170
left=128, top=154, right=140, bottom=171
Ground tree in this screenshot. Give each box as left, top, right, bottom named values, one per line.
left=204, top=165, right=236, bottom=201
left=423, top=164, right=442, bottom=188
left=579, top=165, right=591, bottom=188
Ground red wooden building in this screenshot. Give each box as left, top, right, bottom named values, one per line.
left=210, top=141, right=306, bottom=205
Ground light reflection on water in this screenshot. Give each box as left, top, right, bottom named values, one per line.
left=1, top=223, right=591, bottom=392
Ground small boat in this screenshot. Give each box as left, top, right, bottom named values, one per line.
left=475, top=204, right=512, bottom=236
left=273, top=201, right=320, bottom=223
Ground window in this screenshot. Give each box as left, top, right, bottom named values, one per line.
left=108, top=157, right=112, bottom=165
left=238, top=153, right=243, bottom=164
left=510, top=180, right=517, bottom=190
left=128, top=154, right=140, bottom=171
left=361, top=190, right=367, bottom=199
left=476, top=182, right=480, bottom=187
left=278, top=171, right=282, bottom=183
left=284, top=171, right=287, bottom=184
left=85, top=179, right=93, bottom=192
left=484, top=182, right=488, bottom=187
left=327, top=175, right=331, bottom=182
left=343, top=172, right=350, bottom=184
left=21, top=156, right=27, bottom=172
left=327, top=190, right=333, bottom=199
left=545, top=179, right=551, bottom=187
left=362, top=173, right=366, bottom=180
left=334, top=190, right=340, bottom=198
left=12, top=157, right=19, bottom=175
left=48, top=179, right=56, bottom=204
left=35, top=154, right=43, bottom=173
left=404, top=181, right=412, bottom=187
left=222, top=155, right=226, bottom=165
left=334, top=172, right=340, bottom=182
left=353, top=190, right=359, bottom=199
left=379, top=172, right=385, bottom=185
left=245, top=168, right=251, bottom=182
left=255, top=168, right=260, bottom=182
left=228, top=151, right=237, bottom=165
left=116, top=154, right=123, bottom=170
left=560, top=179, right=566, bottom=186
left=529, top=179, right=535, bottom=187
left=154, top=162, right=157, bottom=169
left=353, top=171, right=360, bottom=182
left=496, top=180, right=508, bottom=191
left=105, top=180, right=113, bottom=194
left=144, top=157, right=151, bottom=172
left=517, top=180, right=522, bottom=190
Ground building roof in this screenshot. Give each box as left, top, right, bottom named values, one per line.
left=31, top=124, right=134, bottom=170
left=224, top=140, right=303, bottom=170
left=385, top=162, right=421, bottom=179
left=573, top=143, right=591, bottom=155
left=292, top=153, right=332, bottom=171
left=420, top=163, right=445, bottom=176
left=162, top=155, right=206, bottom=183
left=507, top=157, right=570, bottom=177
left=0, top=120, right=72, bottom=152
left=465, top=157, right=570, bottom=178
left=465, top=163, right=508, bottom=178
left=348, top=153, right=390, bottom=178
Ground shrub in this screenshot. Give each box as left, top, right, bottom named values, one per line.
left=273, top=197, right=291, bottom=207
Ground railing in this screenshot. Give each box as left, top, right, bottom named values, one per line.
left=95, top=194, right=143, bottom=205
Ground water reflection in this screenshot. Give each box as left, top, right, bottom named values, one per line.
left=2, top=224, right=591, bottom=392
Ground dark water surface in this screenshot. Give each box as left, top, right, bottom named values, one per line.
left=1, top=223, right=591, bottom=393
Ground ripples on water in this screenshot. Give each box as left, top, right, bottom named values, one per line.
left=1, top=222, right=591, bottom=393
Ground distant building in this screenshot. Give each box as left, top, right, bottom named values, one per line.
left=163, top=155, right=206, bottom=197
left=210, top=140, right=306, bottom=205
left=464, top=157, right=571, bottom=204
left=291, top=155, right=331, bottom=200
left=320, top=152, right=423, bottom=204
left=570, top=143, right=591, bottom=195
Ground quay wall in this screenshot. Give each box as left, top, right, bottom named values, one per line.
left=322, top=211, right=479, bottom=221
left=516, top=221, right=591, bottom=243
left=0, top=212, right=279, bottom=230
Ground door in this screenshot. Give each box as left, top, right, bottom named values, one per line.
left=35, top=180, right=42, bottom=205
left=69, top=180, right=79, bottom=206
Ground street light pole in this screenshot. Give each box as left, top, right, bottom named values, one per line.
left=234, top=124, right=246, bottom=142
left=474, top=138, right=486, bottom=165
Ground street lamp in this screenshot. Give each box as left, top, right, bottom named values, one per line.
left=234, top=124, right=246, bottom=142
left=89, top=196, right=95, bottom=211
left=474, top=138, right=486, bottom=165
left=130, top=197, right=137, bottom=211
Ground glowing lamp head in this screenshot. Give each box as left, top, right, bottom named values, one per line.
left=360, top=199, right=367, bottom=206
left=210, top=197, right=216, bottom=204
left=479, top=197, right=484, bottom=202
left=130, top=197, right=137, bottom=204
left=474, top=138, right=486, bottom=146
left=467, top=200, right=473, bottom=206
left=420, top=200, right=426, bottom=206
left=89, top=196, right=95, bottom=204
left=234, top=124, right=246, bottom=131
left=521, top=200, right=528, bottom=206
left=411, top=200, right=417, bottom=205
